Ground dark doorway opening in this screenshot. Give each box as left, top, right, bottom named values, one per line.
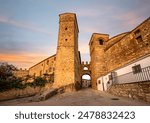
left=82, top=74, right=91, bottom=88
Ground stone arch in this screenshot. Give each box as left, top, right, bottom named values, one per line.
left=81, top=74, right=91, bottom=88
left=80, top=61, right=91, bottom=88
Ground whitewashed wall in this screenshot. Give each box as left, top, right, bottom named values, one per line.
left=97, top=55, right=150, bottom=91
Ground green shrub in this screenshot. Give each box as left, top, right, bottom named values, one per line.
left=0, top=76, right=48, bottom=92
left=33, top=77, right=47, bottom=87
left=0, top=79, right=12, bottom=92
left=0, top=78, right=25, bottom=92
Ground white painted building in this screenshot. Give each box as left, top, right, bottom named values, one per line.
left=97, top=54, right=150, bottom=91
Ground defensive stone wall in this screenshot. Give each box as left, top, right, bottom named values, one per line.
left=13, top=69, right=29, bottom=78
left=107, top=82, right=150, bottom=103
left=29, top=55, right=56, bottom=77
left=54, top=13, right=81, bottom=89
left=89, top=33, right=109, bottom=89
left=106, top=18, right=150, bottom=72
left=89, top=17, right=150, bottom=89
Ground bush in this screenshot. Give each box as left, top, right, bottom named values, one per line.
left=0, top=78, right=25, bottom=92
left=0, top=75, right=48, bottom=92
left=0, top=80, right=12, bottom=92
left=33, top=77, right=47, bottom=87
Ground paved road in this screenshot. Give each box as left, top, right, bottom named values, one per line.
left=0, top=88, right=149, bottom=106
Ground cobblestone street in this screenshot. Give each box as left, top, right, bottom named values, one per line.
left=0, top=88, right=149, bottom=106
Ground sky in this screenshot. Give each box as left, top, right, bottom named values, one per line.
left=0, top=0, right=150, bottom=69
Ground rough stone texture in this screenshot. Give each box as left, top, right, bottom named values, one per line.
left=38, top=88, right=58, bottom=101
left=107, top=82, right=150, bottom=102
left=89, top=33, right=109, bottom=89
left=54, top=13, right=81, bottom=89
left=14, top=14, right=149, bottom=93
left=13, top=69, right=29, bottom=78
left=89, top=17, right=150, bottom=89
left=106, top=18, right=150, bottom=72
left=29, top=55, right=56, bottom=77
left=81, top=61, right=91, bottom=76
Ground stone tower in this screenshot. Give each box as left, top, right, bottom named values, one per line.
left=54, top=13, right=81, bottom=90
left=89, top=33, right=109, bottom=89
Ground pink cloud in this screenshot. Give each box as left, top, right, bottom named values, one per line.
left=0, top=15, right=51, bottom=35
left=0, top=52, right=51, bottom=69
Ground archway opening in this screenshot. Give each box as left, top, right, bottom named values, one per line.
left=83, top=67, right=88, bottom=70
left=82, top=74, right=91, bottom=88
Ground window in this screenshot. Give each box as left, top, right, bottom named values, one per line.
left=98, top=80, right=101, bottom=84
left=134, top=30, right=143, bottom=43
left=65, top=27, right=68, bottom=30
left=134, top=30, right=141, bottom=38
left=49, top=67, right=52, bottom=72
left=99, top=39, right=104, bottom=45
left=40, top=70, right=42, bottom=76
left=83, top=67, right=88, bottom=70
left=132, top=64, right=142, bottom=74
left=108, top=75, right=113, bottom=80
left=47, top=60, right=49, bottom=65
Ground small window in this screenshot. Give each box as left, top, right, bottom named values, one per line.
left=99, top=39, right=104, bottom=45
left=98, top=80, right=101, bottom=84
left=47, top=60, right=49, bottom=65
left=49, top=67, right=52, bottom=72
left=132, top=64, right=142, bottom=74
left=83, top=67, right=88, bottom=70
left=134, top=30, right=141, bottom=38
left=40, top=70, right=42, bottom=76
left=134, top=30, right=143, bottom=43
left=108, top=75, right=113, bottom=80
left=136, top=36, right=143, bottom=43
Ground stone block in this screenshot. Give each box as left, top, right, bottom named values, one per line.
left=39, top=88, right=58, bottom=101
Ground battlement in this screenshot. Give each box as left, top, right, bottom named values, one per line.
left=81, top=61, right=90, bottom=65
left=19, top=68, right=28, bottom=71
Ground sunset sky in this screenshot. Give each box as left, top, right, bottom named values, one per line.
left=0, top=0, right=150, bottom=69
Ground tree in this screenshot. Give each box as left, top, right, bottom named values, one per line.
left=0, top=62, right=17, bottom=80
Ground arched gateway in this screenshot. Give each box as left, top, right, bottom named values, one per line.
left=80, top=61, right=91, bottom=88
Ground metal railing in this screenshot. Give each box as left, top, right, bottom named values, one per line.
left=113, top=66, right=150, bottom=84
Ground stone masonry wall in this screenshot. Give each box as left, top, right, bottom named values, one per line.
left=105, top=18, right=150, bottom=72
left=108, top=82, right=150, bottom=103
left=89, top=33, right=109, bottom=89
left=89, top=18, right=150, bottom=91
left=13, top=69, right=29, bottom=78
left=29, top=55, right=56, bottom=77
left=54, top=13, right=81, bottom=89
